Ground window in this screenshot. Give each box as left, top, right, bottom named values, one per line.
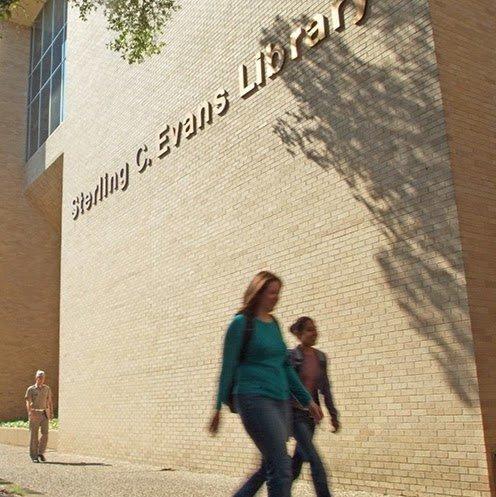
left=26, top=0, right=67, bottom=160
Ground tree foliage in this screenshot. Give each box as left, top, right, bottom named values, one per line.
left=0, top=0, right=180, bottom=64
left=0, top=0, right=21, bottom=20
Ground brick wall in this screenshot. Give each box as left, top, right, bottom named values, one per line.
left=57, top=1, right=492, bottom=495
left=430, top=1, right=496, bottom=494
left=0, top=22, right=60, bottom=420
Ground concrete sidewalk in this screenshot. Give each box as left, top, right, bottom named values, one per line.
left=0, top=443, right=384, bottom=497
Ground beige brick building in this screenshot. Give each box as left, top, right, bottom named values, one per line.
left=0, top=13, right=60, bottom=421
left=1, top=1, right=495, bottom=496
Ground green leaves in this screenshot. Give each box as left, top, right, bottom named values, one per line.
left=0, top=0, right=22, bottom=22
left=0, top=418, right=59, bottom=429
left=1, top=0, right=180, bottom=64
left=71, top=0, right=181, bottom=64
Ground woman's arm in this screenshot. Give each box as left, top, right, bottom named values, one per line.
left=285, top=357, right=323, bottom=422
left=215, top=315, right=245, bottom=410
left=320, top=355, right=339, bottom=419
left=284, top=355, right=312, bottom=407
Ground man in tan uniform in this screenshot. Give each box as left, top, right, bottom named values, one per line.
left=25, top=370, right=54, bottom=463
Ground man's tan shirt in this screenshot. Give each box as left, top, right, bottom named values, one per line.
left=25, top=384, right=52, bottom=412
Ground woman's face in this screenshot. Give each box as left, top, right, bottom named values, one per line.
left=300, top=320, right=318, bottom=346
left=258, top=280, right=281, bottom=313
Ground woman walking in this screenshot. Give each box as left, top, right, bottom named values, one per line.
left=289, top=316, right=340, bottom=497
left=209, top=271, right=323, bottom=497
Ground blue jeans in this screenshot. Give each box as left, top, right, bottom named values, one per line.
left=233, top=395, right=292, bottom=497
left=292, top=410, right=332, bottom=497
left=233, top=408, right=332, bottom=497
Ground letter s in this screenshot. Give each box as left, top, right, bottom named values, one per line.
left=214, top=88, right=229, bottom=116
left=71, top=197, right=79, bottom=220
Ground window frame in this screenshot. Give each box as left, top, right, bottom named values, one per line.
left=26, top=0, right=67, bottom=161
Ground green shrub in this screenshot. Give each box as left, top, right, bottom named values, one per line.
left=0, top=418, right=58, bottom=429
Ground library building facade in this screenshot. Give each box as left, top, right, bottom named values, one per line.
left=1, top=1, right=495, bottom=496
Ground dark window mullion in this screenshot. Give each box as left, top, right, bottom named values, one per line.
left=51, top=0, right=55, bottom=43
left=63, top=25, right=67, bottom=61
left=52, top=60, right=64, bottom=76
left=36, top=93, right=41, bottom=150
left=40, top=8, right=44, bottom=63
left=30, top=63, right=40, bottom=107
left=27, top=42, right=33, bottom=105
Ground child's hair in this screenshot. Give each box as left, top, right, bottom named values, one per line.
left=289, top=316, right=313, bottom=336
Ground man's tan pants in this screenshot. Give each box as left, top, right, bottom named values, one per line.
left=29, top=412, right=49, bottom=458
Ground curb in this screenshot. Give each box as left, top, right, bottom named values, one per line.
left=0, top=427, right=58, bottom=449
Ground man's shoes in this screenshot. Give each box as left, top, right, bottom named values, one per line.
left=31, top=456, right=39, bottom=463
left=38, top=454, right=46, bottom=462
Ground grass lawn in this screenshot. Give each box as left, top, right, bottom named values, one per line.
left=0, top=479, right=28, bottom=496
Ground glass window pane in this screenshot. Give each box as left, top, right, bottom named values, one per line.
left=41, top=49, right=52, bottom=87
left=28, top=97, right=40, bottom=157
left=32, top=17, right=42, bottom=68
left=39, top=84, right=50, bottom=146
left=53, top=0, right=65, bottom=35
left=26, top=105, right=31, bottom=158
left=42, top=1, right=54, bottom=53
left=50, top=67, right=62, bottom=133
left=30, top=63, right=41, bottom=103
left=52, top=31, right=63, bottom=71
left=27, top=72, right=32, bottom=105
left=26, top=0, right=66, bottom=159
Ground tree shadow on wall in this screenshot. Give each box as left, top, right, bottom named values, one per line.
left=259, top=2, right=477, bottom=407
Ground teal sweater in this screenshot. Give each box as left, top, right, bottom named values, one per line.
left=216, top=314, right=312, bottom=410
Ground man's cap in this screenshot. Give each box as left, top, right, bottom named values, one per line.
left=35, top=370, right=45, bottom=377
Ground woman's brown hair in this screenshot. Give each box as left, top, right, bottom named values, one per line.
left=239, top=271, right=283, bottom=316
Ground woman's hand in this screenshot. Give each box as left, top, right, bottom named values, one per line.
left=330, top=416, right=340, bottom=433
left=308, top=401, right=323, bottom=423
left=208, top=410, right=221, bottom=435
